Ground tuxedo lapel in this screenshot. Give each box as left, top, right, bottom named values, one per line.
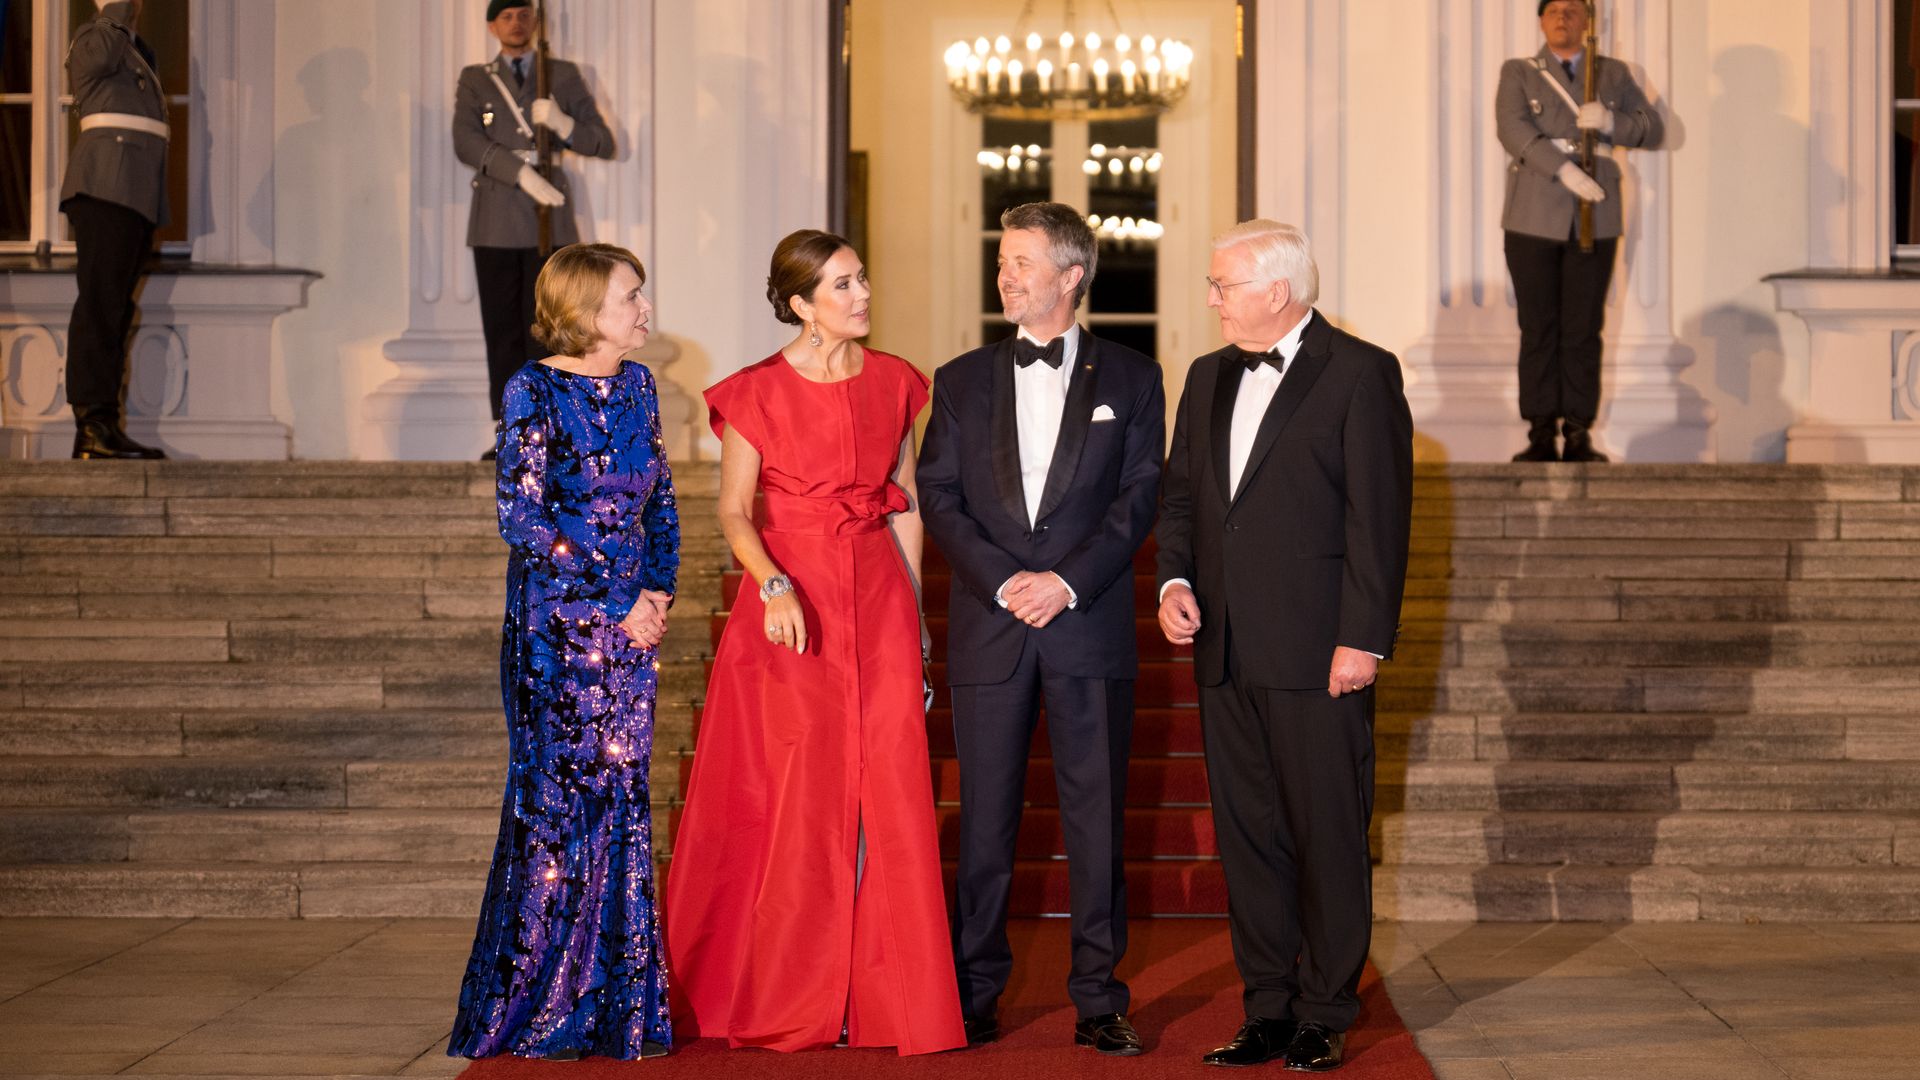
left=1208, top=354, right=1244, bottom=508
left=1232, top=312, right=1334, bottom=506
left=1033, top=329, right=1103, bottom=525
left=987, top=337, right=1029, bottom=529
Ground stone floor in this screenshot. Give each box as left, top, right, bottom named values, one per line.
left=1, top=918, right=1916, bottom=1078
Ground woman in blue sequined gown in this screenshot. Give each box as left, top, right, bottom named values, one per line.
left=451, top=243, right=680, bottom=1061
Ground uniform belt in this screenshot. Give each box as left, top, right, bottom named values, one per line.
left=1552, top=137, right=1579, bottom=155
left=79, top=113, right=169, bottom=140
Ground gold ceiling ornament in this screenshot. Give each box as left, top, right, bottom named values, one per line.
left=943, top=0, right=1194, bottom=121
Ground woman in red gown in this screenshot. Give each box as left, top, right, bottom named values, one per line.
left=666, top=230, right=965, bottom=1055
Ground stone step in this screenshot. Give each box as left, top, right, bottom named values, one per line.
left=1373, top=810, right=1919, bottom=867
left=0, top=756, right=347, bottom=809
left=1374, top=863, right=1920, bottom=921
left=1387, top=761, right=1920, bottom=813
left=0, top=459, right=724, bottom=500
left=120, top=808, right=499, bottom=864
left=0, top=659, right=708, bottom=711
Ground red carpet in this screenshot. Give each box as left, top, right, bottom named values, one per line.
left=458, top=920, right=1436, bottom=1079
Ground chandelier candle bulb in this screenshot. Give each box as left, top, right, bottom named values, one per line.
left=1121, top=58, right=1137, bottom=96
left=1037, top=58, right=1053, bottom=93
left=1145, top=55, right=1161, bottom=91
left=1007, top=58, right=1024, bottom=95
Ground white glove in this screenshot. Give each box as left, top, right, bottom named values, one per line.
left=1556, top=161, right=1605, bottom=203
left=1576, top=101, right=1614, bottom=136
left=530, top=98, right=575, bottom=142
left=516, top=164, right=566, bottom=208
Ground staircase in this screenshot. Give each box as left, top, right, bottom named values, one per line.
left=3, top=461, right=1919, bottom=920
left=0, top=460, right=724, bottom=917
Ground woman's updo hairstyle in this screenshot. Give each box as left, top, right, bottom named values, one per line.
left=766, top=229, right=854, bottom=325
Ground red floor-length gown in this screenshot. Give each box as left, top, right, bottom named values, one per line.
left=666, top=349, right=965, bottom=1055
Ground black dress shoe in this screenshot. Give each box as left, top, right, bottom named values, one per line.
left=1074, top=1012, right=1143, bottom=1056
left=1560, top=420, right=1609, bottom=463
left=72, top=409, right=167, bottom=460
left=1510, top=417, right=1559, bottom=462
left=538, top=1047, right=583, bottom=1061
left=962, top=1012, right=999, bottom=1047
left=1282, top=1021, right=1345, bottom=1072
left=1202, top=1016, right=1298, bottom=1067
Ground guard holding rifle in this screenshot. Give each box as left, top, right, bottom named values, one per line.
left=454, top=0, right=613, bottom=458
left=1496, top=0, right=1662, bottom=463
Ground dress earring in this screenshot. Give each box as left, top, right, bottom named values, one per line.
left=807, top=321, right=822, bottom=348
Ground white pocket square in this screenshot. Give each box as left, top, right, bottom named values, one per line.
left=1091, top=404, right=1118, bottom=422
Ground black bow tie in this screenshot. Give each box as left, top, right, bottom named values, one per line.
left=1235, top=346, right=1284, bottom=373
left=1014, top=336, right=1066, bottom=369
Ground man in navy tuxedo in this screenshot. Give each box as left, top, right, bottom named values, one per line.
left=918, top=201, right=1164, bottom=1056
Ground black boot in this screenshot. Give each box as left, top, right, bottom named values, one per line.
left=1511, top=417, right=1559, bottom=462
left=1560, top=419, right=1609, bottom=463
left=72, top=407, right=167, bottom=460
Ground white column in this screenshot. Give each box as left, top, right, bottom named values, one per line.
left=653, top=0, right=832, bottom=459
left=1254, top=0, right=1345, bottom=315
left=363, top=0, right=675, bottom=461
left=1402, top=0, right=1711, bottom=462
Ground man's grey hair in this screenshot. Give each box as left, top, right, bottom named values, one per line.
left=1001, top=201, right=1098, bottom=308
left=1212, top=219, right=1319, bottom=309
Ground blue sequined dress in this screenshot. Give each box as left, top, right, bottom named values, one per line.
left=450, top=358, right=680, bottom=1060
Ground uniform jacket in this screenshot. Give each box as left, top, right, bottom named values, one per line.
left=1155, top=312, right=1414, bottom=691
left=453, top=54, right=613, bottom=249
left=60, top=1, right=168, bottom=225
left=1496, top=45, right=1663, bottom=241
left=918, top=330, right=1165, bottom=685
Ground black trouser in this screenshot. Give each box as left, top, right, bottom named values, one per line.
left=63, top=195, right=155, bottom=414
left=1504, top=230, right=1618, bottom=426
left=1200, top=648, right=1375, bottom=1032
left=950, top=633, right=1133, bottom=1020
left=472, top=246, right=552, bottom=420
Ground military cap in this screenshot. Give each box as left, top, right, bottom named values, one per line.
left=1538, top=0, right=1587, bottom=13
left=487, top=0, right=531, bottom=21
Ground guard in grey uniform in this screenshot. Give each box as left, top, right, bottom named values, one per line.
left=61, top=0, right=168, bottom=460
left=1496, top=0, right=1662, bottom=462
left=454, top=0, right=613, bottom=457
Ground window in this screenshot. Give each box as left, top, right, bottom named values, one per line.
left=974, top=113, right=1165, bottom=352
left=1, top=0, right=192, bottom=251
left=1899, top=0, right=1920, bottom=257
left=1, top=0, right=31, bottom=241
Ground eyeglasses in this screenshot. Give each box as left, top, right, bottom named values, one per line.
left=1206, top=277, right=1256, bottom=299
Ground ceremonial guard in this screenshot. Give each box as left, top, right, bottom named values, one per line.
left=1497, top=0, right=1662, bottom=462
left=454, top=0, right=614, bottom=457
left=60, top=0, right=169, bottom=460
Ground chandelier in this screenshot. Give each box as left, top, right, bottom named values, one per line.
left=943, top=0, right=1194, bottom=121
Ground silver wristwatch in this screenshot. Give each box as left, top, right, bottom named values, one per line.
left=758, top=574, right=794, bottom=603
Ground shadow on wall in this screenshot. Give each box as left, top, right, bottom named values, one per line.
left=251, top=47, right=397, bottom=459
left=1686, top=44, right=1801, bottom=463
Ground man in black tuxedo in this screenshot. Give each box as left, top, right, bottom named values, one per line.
left=919, top=201, right=1164, bottom=1056
left=1156, top=221, right=1412, bottom=1072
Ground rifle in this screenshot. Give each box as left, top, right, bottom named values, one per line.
left=534, top=0, right=553, bottom=258
left=1576, top=0, right=1598, bottom=253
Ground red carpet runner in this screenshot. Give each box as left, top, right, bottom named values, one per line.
left=459, top=920, right=1436, bottom=1078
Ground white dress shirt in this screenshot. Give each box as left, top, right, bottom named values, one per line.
left=999, top=324, right=1080, bottom=609
left=1015, top=324, right=1079, bottom=525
